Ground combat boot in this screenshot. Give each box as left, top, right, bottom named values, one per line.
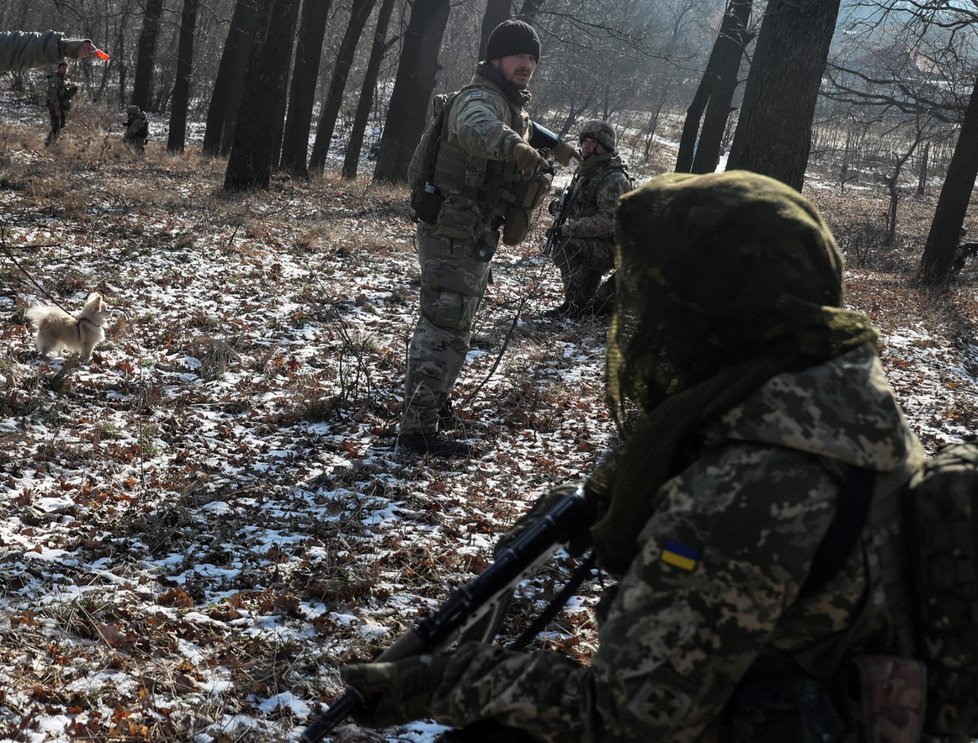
left=398, top=432, right=471, bottom=458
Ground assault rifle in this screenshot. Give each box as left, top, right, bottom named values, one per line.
left=544, top=186, right=571, bottom=257
left=299, top=487, right=597, bottom=743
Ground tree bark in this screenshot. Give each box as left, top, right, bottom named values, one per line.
left=132, top=0, right=165, bottom=111
left=373, top=0, right=451, bottom=184
left=342, top=0, right=397, bottom=179
left=517, top=0, right=544, bottom=23
left=224, top=0, right=301, bottom=192
left=726, top=0, right=840, bottom=191
left=279, top=0, right=333, bottom=176
left=919, top=75, right=978, bottom=285
left=203, top=0, right=260, bottom=156
left=308, top=0, right=378, bottom=173
left=479, top=0, right=512, bottom=61
left=167, top=0, right=200, bottom=153
left=691, top=0, right=751, bottom=174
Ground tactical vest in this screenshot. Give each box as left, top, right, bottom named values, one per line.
left=566, top=157, right=632, bottom=222
left=410, top=78, right=549, bottom=246
left=431, top=79, right=529, bottom=213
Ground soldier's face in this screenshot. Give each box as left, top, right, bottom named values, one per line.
left=580, top=137, right=605, bottom=160
left=493, top=54, right=536, bottom=89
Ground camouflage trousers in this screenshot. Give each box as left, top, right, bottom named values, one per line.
left=551, top=236, right=615, bottom=310
left=400, top=228, right=494, bottom=435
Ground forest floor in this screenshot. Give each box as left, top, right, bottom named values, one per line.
left=1, top=99, right=977, bottom=743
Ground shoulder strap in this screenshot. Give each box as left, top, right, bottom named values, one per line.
left=800, top=465, right=875, bottom=595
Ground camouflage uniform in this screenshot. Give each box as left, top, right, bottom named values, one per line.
left=123, top=105, right=149, bottom=152
left=550, top=151, right=631, bottom=313
left=45, top=65, right=76, bottom=145
left=400, top=64, right=533, bottom=438
left=346, top=172, right=926, bottom=741
left=428, top=344, right=924, bottom=741
left=0, top=31, right=65, bottom=72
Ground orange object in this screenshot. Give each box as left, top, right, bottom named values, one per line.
left=94, top=49, right=110, bottom=61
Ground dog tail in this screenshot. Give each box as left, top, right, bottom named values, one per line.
left=25, top=305, right=51, bottom=329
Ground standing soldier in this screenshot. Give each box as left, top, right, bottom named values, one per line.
left=45, top=61, right=77, bottom=146
left=398, top=20, right=575, bottom=457
left=122, top=105, right=149, bottom=153
left=546, top=120, right=632, bottom=318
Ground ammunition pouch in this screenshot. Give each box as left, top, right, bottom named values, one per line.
left=500, top=169, right=553, bottom=246
left=411, top=182, right=443, bottom=224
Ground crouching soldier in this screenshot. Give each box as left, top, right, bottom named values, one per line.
left=123, top=105, right=149, bottom=153
left=546, top=120, right=632, bottom=319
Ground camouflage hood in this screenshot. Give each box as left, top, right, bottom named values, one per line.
left=588, top=171, right=881, bottom=573
left=717, top=343, right=919, bottom=473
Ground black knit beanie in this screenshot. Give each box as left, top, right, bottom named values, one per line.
left=486, top=20, right=540, bottom=62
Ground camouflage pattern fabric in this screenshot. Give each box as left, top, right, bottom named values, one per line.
left=0, top=30, right=64, bottom=72
left=588, top=171, right=880, bottom=574
left=401, top=231, right=492, bottom=435
left=904, top=442, right=978, bottom=736
left=123, top=108, right=149, bottom=151
left=400, top=66, right=533, bottom=437
left=550, top=152, right=631, bottom=310
left=426, top=344, right=923, bottom=741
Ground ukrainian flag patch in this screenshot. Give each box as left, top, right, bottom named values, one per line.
left=661, top=538, right=700, bottom=571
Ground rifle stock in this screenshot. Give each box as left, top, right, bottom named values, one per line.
left=299, top=487, right=596, bottom=742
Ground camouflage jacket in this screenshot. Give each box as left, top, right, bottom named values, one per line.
left=430, top=344, right=924, bottom=742
left=424, top=72, right=532, bottom=241
left=124, top=112, right=148, bottom=140
left=0, top=31, right=64, bottom=73
left=47, top=72, right=75, bottom=111
left=562, top=153, right=632, bottom=248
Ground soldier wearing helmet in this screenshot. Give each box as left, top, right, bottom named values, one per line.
left=122, top=104, right=149, bottom=153
left=545, top=119, right=632, bottom=319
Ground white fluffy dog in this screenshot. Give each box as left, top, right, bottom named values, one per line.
left=26, top=292, right=108, bottom=362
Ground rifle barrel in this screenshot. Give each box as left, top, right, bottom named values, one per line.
left=299, top=490, right=595, bottom=741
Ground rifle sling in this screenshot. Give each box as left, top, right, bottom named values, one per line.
left=510, top=551, right=597, bottom=651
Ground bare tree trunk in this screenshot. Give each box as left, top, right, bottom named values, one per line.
left=917, top=141, right=929, bottom=196
left=726, top=0, right=841, bottom=192
left=132, top=0, right=165, bottom=111
left=224, top=0, right=301, bottom=192
left=308, top=0, right=377, bottom=173
left=919, top=75, right=978, bottom=285
left=203, top=0, right=260, bottom=156
left=279, top=0, right=333, bottom=176
left=517, top=0, right=544, bottom=23
left=373, top=0, right=451, bottom=184
left=691, top=0, right=752, bottom=173
left=480, top=0, right=512, bottom=61
left=342, top=0, right=396, bottom=179
left=167, top=0, right=200, bottom=153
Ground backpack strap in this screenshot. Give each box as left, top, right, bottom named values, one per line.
left=800, top=464, right=875, bottom=595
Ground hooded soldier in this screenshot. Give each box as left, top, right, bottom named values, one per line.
left=340, top=171, right=926, bottom=742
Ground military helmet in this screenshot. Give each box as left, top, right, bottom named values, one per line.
left=579, top=120, right=616, bottom=152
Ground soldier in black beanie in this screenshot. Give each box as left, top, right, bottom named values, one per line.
left=485, top=19, right=540, bottom=63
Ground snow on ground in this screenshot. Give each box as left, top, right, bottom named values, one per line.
left=0, top=98, right=976, bottom=742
